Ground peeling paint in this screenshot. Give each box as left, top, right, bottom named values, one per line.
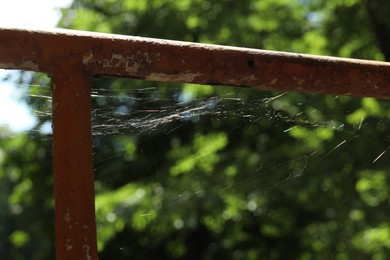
left=103, top=54, right=119, bottom=67
left=112, top=53, right=124, bottom=60
left=65, top=244, right=73, bottom=251
left=82, top=51, right=94, bottom=64
left=292, top=77, right=306, bottom=86
left=297, top=79, right=305, bottom=85
left=146, top=72, right=202, bottom=82
left=84, top=52, right=154, bottom=75
left=144, top=52, right=152, bottom=64
left=64, top=213, right=71, bottom=222
left=227, top=79, right=237, bottom=85
left=241, top=75, right=257, bottom=82
left=83, top=244, right=91, bottom=260
left=21, top=60, right=38, bottom=70
left=0, top=61, right=16, bottom=69
left=126, top=62, right=140, bottom=74
left=65, top=239, right=73, bottom=251
left=101, top=53, right=141, bottom=74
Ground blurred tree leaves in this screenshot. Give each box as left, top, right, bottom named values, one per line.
left=0, top=134, right=54, bottom=259
left=2, top=0, right=390, bottom=259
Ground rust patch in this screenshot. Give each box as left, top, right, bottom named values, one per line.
left=145, top=72, right=202, bottom=82
left=2, top=27, right=390, bottom=98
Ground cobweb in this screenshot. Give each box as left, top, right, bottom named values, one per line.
left=87, top=78, right=390, bottom=258
left=91, top=88, right=290, bottom=135
left=11, top=76, right=390, bottom=195
left=3, top=73, right=390, bottom=258
left=86, top=80, right=388, bottom=161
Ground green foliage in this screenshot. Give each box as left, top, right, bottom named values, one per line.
left=0, top=134, right=54, bottom=259
left=10, top=231, right=30, bottom=248
left=3, top=0, right=390, bottom=259
left=356, top=170, right=389, bottom=207
left=352, top=225, right=390, bottom=257
left=169, top=132, right=228, bottom=176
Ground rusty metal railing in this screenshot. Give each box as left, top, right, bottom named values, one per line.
left=1, top=27, right=390, bottom=259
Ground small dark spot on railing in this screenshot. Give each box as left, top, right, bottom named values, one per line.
left=247, top=59, right=255, bottom=67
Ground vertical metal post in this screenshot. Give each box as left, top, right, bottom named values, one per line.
left=51, top=68, right=98, bottom=259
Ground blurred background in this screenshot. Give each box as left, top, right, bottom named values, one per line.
left=1, top=0, right=390, bottom=259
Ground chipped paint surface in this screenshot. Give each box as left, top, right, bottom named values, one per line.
left=83, top=51, right=155, bottom=75
left=0, top=60, right=38, bottom=71
left=240, top=75, right=257, bottom=82
left=83, top=52, right=145, bottom=74
left=21, top=60, right=38, bottom=70
left=146, top=72, right=202, bottom=82
left=297, top=79, right=305, bottom=85
left=143, top=52, right=152, bottom=64
left=0, top=61, right=16, bottom=69
left=83, top=244, right=91, bottom=260
left=64, top=212, right=71, bottom=222
left=82, top=51, right=94, bottom=65
left=104, top=53, right=127, bottom=67
left=1, top=27, right=385, bottom=98
left=65, top=239, right=73, bottom=251
left=293, top=76, right=306, bottom=86
left=226, top=79, right=237, bottom=85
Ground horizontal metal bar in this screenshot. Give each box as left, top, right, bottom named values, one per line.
left=1, top=26, right=390, bottom=98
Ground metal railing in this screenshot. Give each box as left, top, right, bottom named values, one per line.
left=1, top=26, right=390, bottom=259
